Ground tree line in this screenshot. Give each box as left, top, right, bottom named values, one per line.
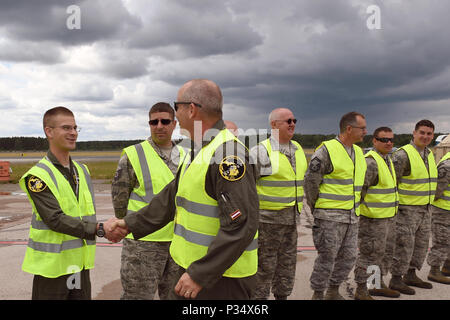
left=0, top=134, right=443, bottom=152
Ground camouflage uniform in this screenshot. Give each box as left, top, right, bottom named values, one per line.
left=390, top=141, right=432, bottom=276
left=250, top=137, right=300, bottom=300
left=354, top=152, right=397, bottom=284
left=112, top=138, right=181, bottom=300
left=427, top=157, right=450, bottom=268
left=304, top=137, right=359, bottom=292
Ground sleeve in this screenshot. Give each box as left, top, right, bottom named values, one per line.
left=360, top=157, right=379, bottom=200
left=434, top=160, right=449, bottom=200
left=111, top=154, right=136, bottom=219
left=304, top=145, right=332, bottom=209
left=249, top=144, right=271, bottom=178
left=25, top=175, right=97, bottom=240
left=392, top=149, right=410, bottom=182
left=186, top=141, right=259, bottom=288
left=123, top=176, right=178, bottom=240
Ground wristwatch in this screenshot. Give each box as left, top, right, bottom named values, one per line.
left=96, top=222, right=105, bottom=237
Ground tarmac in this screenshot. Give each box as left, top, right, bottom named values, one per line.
left=0, top=180, right=449, bottom=301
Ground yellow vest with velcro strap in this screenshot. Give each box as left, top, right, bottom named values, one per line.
left=432, top=152, right=450, bottom=210
left=19, top=157, right=96, bottom=278
left=360, top=151, right=399, bottom=218
left=314, top=139, right=367, bottom=215
left=257, top=139, right=307, bottom=212
left=398, top=144, right=437, bottom=205
left=123, top=140, right=185, bottom=241
left=170, top=129, right=258, bottom=278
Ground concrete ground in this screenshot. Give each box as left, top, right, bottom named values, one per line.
left=0, top=181, right=449, bottom=300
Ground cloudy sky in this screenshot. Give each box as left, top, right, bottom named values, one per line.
left=0, top=0, right=449, bottom=141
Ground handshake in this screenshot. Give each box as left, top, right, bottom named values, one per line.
left=102, top=217, right=129, bottom=243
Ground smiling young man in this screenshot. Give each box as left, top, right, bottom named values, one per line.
left=20, top=106, right=123, bottom=300
left=354, top=127, right=400, bottom=300
left=250, top=108, right=307, bottom=300
left=111, top=102, right=185, bottom=300
left=389, top=119, right=438, bottom=294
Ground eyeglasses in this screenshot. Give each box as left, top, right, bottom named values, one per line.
left=375, top=137, right=394, bottom=143
left=351, top=126, right=367, bottom=130
left=174, top=101, right=202, bottom=112
left=149, top=119, right=173, bottom=126
left=275, top=118, right=297, bottom=125
left=50, top=125, right=81, bottom=132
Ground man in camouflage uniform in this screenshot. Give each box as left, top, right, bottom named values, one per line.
left=305, top=111, right=367, bottom=300
left=354, top=127, right=400, bottom=300
left=250, top=108, right=307, bottom=300
left=112, top=102, right=182, bottom=299
left=389, top=120, right=437, bottom=294
left=426, top=151, right=450, bottom=284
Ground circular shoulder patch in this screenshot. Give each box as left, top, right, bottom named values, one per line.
left=28, top=176, right=47, bottom=193
left=219, top=155, right=246, bottom=181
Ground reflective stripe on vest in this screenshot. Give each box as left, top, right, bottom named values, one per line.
left=398, top=144, right=438, bottom=205
left=19, top=158, right=96, bottom=278
left=123, top=140, right=185, bottom=241
left=360, top=150, right=399, bottom=218
left=314, top=139, right=367, bottom=215
left=256, top=139, right=307, bottom=212
left=170, top=129, right=258, bottom=278
left=432, top=152, right=450, bottom=210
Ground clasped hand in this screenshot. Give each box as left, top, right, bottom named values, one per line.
left=103, top=217, right=129, bottom=243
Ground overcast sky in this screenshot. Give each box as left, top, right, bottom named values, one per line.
left=0, top=0, right=449, bottom=141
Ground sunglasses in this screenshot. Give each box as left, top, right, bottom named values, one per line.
left=149, top=119, right=173, bottom=126
left=375, top=137, right=394, bottom=143
left=275, top=118, right=297, bottom=124
left=174, top=101, right=202, bottom=112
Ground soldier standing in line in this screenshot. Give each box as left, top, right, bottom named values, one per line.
left=389, top=119, right=437, bottom=294
left=305, top=111, right=367, bottom=300
left=111, top=102, right=185, bottom=299
left=250, top=108, right=307, bottom=300
left=426, top=151, right=450, bottom=284
left=354, top=127, right=401, bottom=300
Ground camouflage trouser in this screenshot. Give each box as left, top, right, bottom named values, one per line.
left=354, top=215, right=396, bottom=284
left=310, top=218, right=358, bottom=291
left=391, top=206, right=431, bottom=276
left=253, top=222, right=298, bottom=299
left=120, top=238, right=179, bottom=300
left=427, top=210, right=450, bottom=267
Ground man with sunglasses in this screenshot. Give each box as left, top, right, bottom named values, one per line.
left=250, top=108, right=306, bottom=300
left=354, top=127, right=400, bottom=300
left=108, top=79, right=259, bottom=300
left=305, top=111, right=367, bottom=300
left=389, top=120, right=438, bottom=294
left=111, top=102, right=185, bottom=299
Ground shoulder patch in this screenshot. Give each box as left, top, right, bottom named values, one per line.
left=309, top=157, right=322, bottom=172
left=28, top=176, right=47, bottom=193
left=219, top=155, right=246, bottom=181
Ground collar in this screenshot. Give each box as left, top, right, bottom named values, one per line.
left=200, top=119, right=226, bottom=148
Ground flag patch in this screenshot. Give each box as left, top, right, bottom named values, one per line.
left=230, top=210, right=242, bottom=220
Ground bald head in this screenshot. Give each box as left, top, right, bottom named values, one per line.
left=224, top=120, right=239, bottom=136
left=269, top=108, right=294, bottom=125
left=178, top=79, right=223, bottom=118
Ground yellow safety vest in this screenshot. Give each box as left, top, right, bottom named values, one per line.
left=170, top=129, right=258, bottom=278
left=256, top=139, right=307, bottom=212
left=398, top=144, right=438, bottom=205
left=314, top=139, right=367, bottom=215
left=20, top=157, right=96, bottom=278
left=360, top=150, right=399, bottom=218
left=123, top=140, right=185, bottom=241
left=432, top=152, right=450, bottom=211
